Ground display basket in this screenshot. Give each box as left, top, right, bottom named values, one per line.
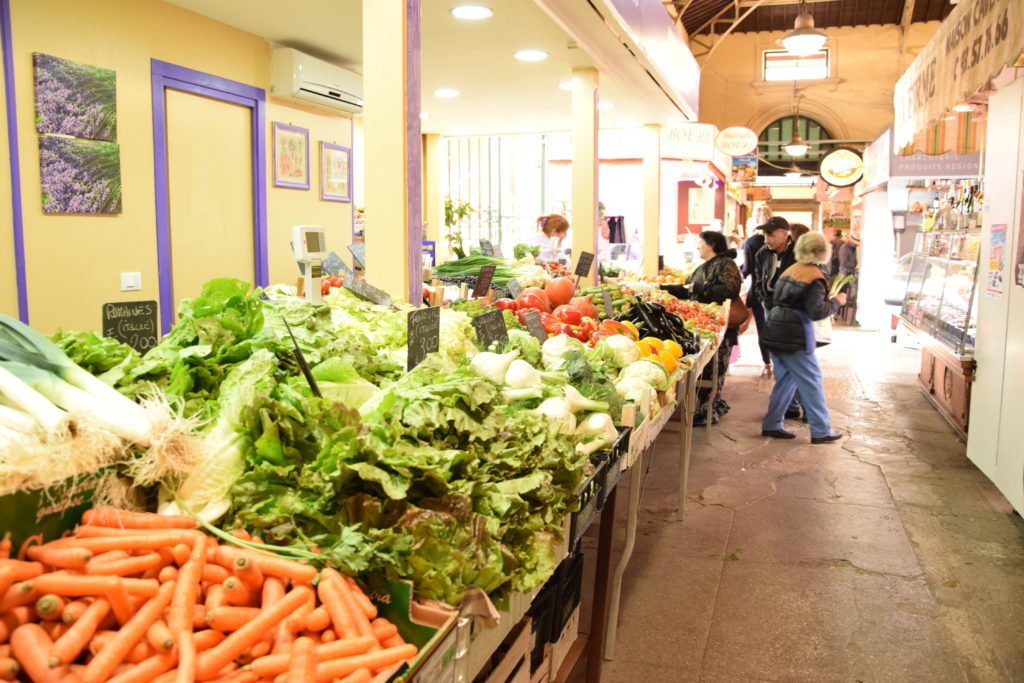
left=568, top=459, right=606, bottom=547
left=552, top=551, right=584, bottom=637
left=592, top=425, right=631, bottom=505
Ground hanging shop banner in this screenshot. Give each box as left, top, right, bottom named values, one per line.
left=715, top=127, right=758, bottom=156
left=893, top=0, right=1024, bottom=153
left=731, top=153, right=757, bottom=183
left=818, top=148, right=864, bottom=187
left=662, top=123, right=717, bottom=161
left=987, top=224, right=1007, bottom=298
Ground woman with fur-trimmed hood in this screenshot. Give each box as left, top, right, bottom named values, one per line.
left=760, top=232, right=847, bottom=444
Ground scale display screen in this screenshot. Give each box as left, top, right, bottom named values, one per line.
left=306, top=231, right=323, bottom=253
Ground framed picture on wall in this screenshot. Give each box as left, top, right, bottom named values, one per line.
left=321, top=142, right=352, bottom=202
left=273, top=122, right=309, bottom=189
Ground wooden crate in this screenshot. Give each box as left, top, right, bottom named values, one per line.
left=483, top=617, right=532, bottom=683
left=549, top=606, right=580, bottom=679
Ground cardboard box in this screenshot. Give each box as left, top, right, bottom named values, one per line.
left=0, top=468, right=110, bottom=555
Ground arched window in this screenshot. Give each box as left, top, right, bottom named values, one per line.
left=758, top=116, right=834, bottom=176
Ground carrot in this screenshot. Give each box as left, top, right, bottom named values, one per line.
left=371, top=621, right=397, bottom=642
left=319, top=578, right=359, bottom=640
left=147, top=618, right=175, bottom=652
left=176, top=628, right=195, bottom=683
left=205, top=606, right=261, bottom=631
left=314, top=645, right=417, bottom=682
left=344, top=578, right=377, bottom=620
left=33, top=594, right=64, bottom=621
left=82, top=508, right=197, bottom=530
left=382, top=635, right=405, bottom=649
left=0, top=656, right=17, bottom=681
left=0, top=606, right=32, bottom=644
left=0, top=534, right=10, bottom=560
left=231, top=529, right=252, bottom=543
left=32, top=574, right=159, bottom=598
left=0, top=560, right=44, bottom=581
left=49, top=598, right=110, bottom=666
left=107, top=652, right=176, bottom=683
left=169, top=535, right=206, bottom=634
left=67, top=533, right=200, bottom=555
left=206, top=584, right=227, bottom=610
left=272, top=625, right=295, bottom=654
left=203, top=564, right=230, bottom=583
left=213, top=548, right=317, bottom=584
left=158, top=565, right=179, bottom=583
left=0, top=567, right=15, bottom=601
left=249, top=636, right=376, bottom=677
left=334, top=578, right=373, bottom=642
left=284, top=596, right=314, bottom=633
left=80, top=579, right=176, bottom=683
left=11, top=623, right=67, bottom=683
left=304, top=606, right=331, bottom=633
left=195, top=586, right=312, bottom=680
left=322, top=629, right=337, bottom=643
left=152, top=671, right=178, bottom=683
left=105, top=577, right=135, bottom=626
left=88, top=550, right=131, bottom=566
left=60, top=600, right=88, bottom=625
left=339, top=670, right=371, bottom=683
left=192, top=629, right=224, bottom=651
left=0, top=645, right=8, bottom=657
left=25, top=546, right=92, bottom=570
left=222, top=577, right=253, bottom=606
left=90, top=631, right=154, bottom=663
left=251, top=639, right=272, bottom=659
left=232, top=556, right=264, bottom=592
left=171, top=544, right=191, bottom=567
left=0, top=581, right=38, bottom=612
left=38, top=620, right=68, bottom=641
left=288, top=636, right=316, bottom=683
left=86, top=552, right=163, bottom=577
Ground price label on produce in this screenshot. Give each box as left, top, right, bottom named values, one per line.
left=479, top=239, right=496, bottom=257
left=602, top=290, right=614, bottom=318
left=522, top=310, right=548, bottom=343
left=472, top=265, right=497, bottom=298
left=407, top=306, right=441, bottom=371
left=472, top=309, right=508, bottom=349
left=507, top=279, right=523, bottom=299
left=574, top=251, right=595, bottom=278
left=323, top=251, right=354, bottom=277
left=347, top=242, right=367, bottom=269
left=344, top=277, right=391, bottom=307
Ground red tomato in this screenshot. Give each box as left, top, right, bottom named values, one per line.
left=579, top=317, right=598, bottom=336
left=493, top=298, right=518, bottom=311
left=522, top=287, right=551, bottom=307
left=516, top=293, right=550, bottom=313
left=566, top=325, right=590, bottom=343
left=552, top=305, right=583, bottom=326
left=540, top=313, right=562, bottom=334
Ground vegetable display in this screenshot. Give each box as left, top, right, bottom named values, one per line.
left=0, top=508, right=415, bottom=682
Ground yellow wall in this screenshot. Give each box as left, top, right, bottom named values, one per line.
left=4, top=0, right=352, bottom=333
left=696, top=23, right=941, bottom=142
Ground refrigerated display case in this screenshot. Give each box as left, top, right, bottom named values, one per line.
left=900, top=229, right=981, bottom=436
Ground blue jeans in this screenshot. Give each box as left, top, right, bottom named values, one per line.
left=763, top=349, right=834, bottom=438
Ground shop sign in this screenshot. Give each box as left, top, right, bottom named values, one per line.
left=662, top=123, right=717, bottom=161
left=893, top=0, right=1023, bottom=151
left=819, top=148, right=864, bottom=187
left=987, top=224, right=1007, bottom=299
left=887, top=133, right=980, bottom=177
left=731, top=153, right=757, bottom=183
left=715, top=127, right=758, bottom=156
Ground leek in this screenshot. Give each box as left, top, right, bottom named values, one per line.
left=0, top=403, right=38, bottom=433
left=0, top=365, right=68, bottom=432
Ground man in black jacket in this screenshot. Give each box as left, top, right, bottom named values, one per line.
left=754, top=216, right=796, bottom=309
left=740, top=230, right=770, bottom=376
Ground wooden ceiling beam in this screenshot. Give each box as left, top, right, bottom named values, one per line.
left=737, top=0, right=839, bottom=6
left=691, top=0, right=767, bottom=60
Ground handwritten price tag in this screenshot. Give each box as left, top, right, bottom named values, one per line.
left=407, top=306, right=441, bottom=371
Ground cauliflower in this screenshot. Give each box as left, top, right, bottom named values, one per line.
left=504, top=329, right=542, bottom=367
left=541, top=334, right=587, bottom=371
left=615, top=376, right=659, bottom=419
left=590, top=335, right=640, bottom=370
left=618, top=358, right=670, bottom=392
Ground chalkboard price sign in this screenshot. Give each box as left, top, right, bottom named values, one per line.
left=522, top=310, right=548, bottom=343
left=345, top=278, right=392, bottom=307
left=102, top=301, right=159, bottom=353
left=602, top=290, right=614, bottom=318
left=472, top=265, right=497, bottom=298
left=507, top=279, right=523, bottom=299
left=407, top=306, right=441, bottom=371
left=574, top=251, right=595, bottom=278
left=479, top=239, right=496, bottom=257
left=472, top=309, right=508, bottom=349
left=347, top=243, right=367, bottom=269
left=323, top=251, right=354, bottom=277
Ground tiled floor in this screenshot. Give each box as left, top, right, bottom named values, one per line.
left=570, top=327, right=1024, bottom=682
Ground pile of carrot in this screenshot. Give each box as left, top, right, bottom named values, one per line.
left=0, top=508, right=417, bottom=682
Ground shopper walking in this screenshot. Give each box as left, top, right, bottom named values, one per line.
left=829, top=229, right=844, bottom=276
left=760, top=232, right=847, bottom=443
left=686, top=231, right=742, bottom=425
left=837, top=231, right=860, bottom=324
left=526, top=214, right=570, bottom=262
left=740, top=229, right=771, bottom=377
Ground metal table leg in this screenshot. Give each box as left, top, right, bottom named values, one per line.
left=586, top=486, right=616, bottom=682
left=705, top=341, right=719, bottom=443
left=602, top=449, right=644, bottom=660
left=677, top=369, right=697, bottom=520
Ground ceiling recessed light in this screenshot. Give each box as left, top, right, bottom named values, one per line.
left=451, top=5, right=493, bottom=20
left=514, top=50, right=549, bottom=62
left=597, top=101, right=614, bottom=111
left=433, top=88, right=460, bottom=98
left=420, top=112, right=430, bottom=119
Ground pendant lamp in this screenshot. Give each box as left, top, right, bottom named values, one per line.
left=783, top=82, right=809, bottom=157
left=780, top=1, right=828, bottom=57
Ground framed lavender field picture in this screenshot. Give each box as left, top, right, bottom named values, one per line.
left=273, top=122, right=309, bottom=189
left=39, top=136, right=122, bottom=214
left=321, top=142, right=351, bottom=202
left=33, top=53, right=117, bottom=142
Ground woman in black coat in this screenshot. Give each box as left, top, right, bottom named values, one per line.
left=686, top=231, right=741, bottom=425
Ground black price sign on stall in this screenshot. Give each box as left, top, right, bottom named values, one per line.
left=345, top=277, right=392, bottom=307
left=407, top=306, right=441, bottom=371
left=102, top=301, right=159, bottom=353
left=323, top=251, right=354, bottom=277
left=574, top=251, right=595, bottom=278
left=472, top=309, right=509, bottom=349
left=522, top=310, right=548, bottom=343
left=479, top=239, right=496, bottom=257
left=472, top=265, right=497, bottom=298
left=602, top=290, right=614, bottom=318
left=507, top=279, right=523, bottom=299
left=347, top=242, right=367, bottom=269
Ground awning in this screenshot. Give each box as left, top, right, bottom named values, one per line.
left=893, top=0, right=1024, bottom=156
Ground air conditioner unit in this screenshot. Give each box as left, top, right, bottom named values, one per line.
left=270, top=48, right=363, bottom=114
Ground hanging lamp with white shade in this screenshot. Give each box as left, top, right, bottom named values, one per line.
left=779, top=0, right=828, bottom=57
left=782, top=82, right=809, bottom=157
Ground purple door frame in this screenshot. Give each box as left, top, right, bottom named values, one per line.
left=1, top=0, right=27, bottom=323
left=150, top=59, right=267, bottom=334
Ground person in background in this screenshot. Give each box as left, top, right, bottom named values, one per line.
left=829, top=229, right=844, bottom=276
left=741, top=227, right=770, bottom=377
left=526, top=214, right=569, bottom=262
left=760, top=232, right=847, bottom=443
left=686, top=230, right=742, bottom=425
left=837, top=231, right=860, bottom=324
left=789, top=223, right=810, bottom=242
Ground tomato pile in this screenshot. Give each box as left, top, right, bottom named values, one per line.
left=657, top=299, right=725, bottom=334
left=542, top=261, right=572, bottom=279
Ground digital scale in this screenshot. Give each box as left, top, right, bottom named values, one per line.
left=292, top=225, right=327, bottom=303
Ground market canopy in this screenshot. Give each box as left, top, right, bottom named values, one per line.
left=893, top=0, right=1024, bottom=156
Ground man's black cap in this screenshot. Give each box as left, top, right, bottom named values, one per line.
left=757, top=216, right=790, bottom=233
